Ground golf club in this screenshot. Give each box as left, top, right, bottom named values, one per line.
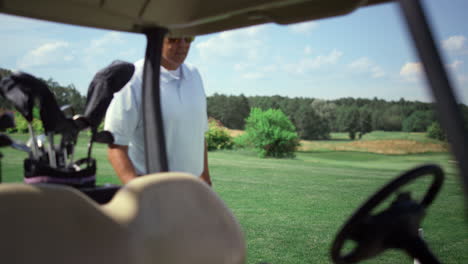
left=1, top=133, right=30, bottom=153
left=0, top=112, right=15, bottom=130
left=83, top=130, right=115, bottom=164
left=60, top=104, right=75, bottom=118
left=33, top=77, right=78, bottom=168
left=27, top=134, right=46, bottom=153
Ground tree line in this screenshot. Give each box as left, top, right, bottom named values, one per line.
left=208, top=93, right=468, bottom=140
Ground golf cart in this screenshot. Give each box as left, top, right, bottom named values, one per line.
left=0, top=0, right=466, bottom=263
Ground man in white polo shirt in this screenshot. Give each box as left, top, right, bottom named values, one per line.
left=104, top=36, right=212, bottom=186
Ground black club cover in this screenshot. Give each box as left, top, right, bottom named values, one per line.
left=0, top=73, right=36, bottom=122
left=0, top=134, right=13, bottom=147
left=0, top=113, right=15, bottom=130
left=84, top=60, right=135, bottom=128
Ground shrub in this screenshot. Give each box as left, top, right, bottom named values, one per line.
left=7, top=108, right=44, bottom=134
left=233, top=133, right=252, bottom=149
left=244, top=108, right=299, bottom=158
left=427, top=122, right=446, bottom=141
left=205, top=118, right=234, bottom=151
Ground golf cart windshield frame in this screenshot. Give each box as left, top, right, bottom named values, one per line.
left=397, top=0, right=468, bottom=205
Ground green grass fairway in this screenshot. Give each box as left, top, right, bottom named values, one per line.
left=1, top=133, right=467, bottom=263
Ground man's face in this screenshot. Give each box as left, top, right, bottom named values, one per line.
left=161, top=37, right=194, bottom=70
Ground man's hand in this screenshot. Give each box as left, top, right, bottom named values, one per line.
left=107, top=144, right=138, bottom=184
left=200, top=140, right=212, bottom=186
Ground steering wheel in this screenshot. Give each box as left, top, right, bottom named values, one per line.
left=330, top=164, right=444, bottom=264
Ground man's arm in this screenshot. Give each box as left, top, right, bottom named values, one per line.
left=200, top=140, right=212, bottom=186
left=108, top=144, right=138, bottom=184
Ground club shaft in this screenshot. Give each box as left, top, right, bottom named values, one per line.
left=28, top=124, right=39, bottom=159
left=62, top=147, right=68, bottom=168
left=68, top=145, right=75, bottom=168
left=48, top=133, right=57, bottom=167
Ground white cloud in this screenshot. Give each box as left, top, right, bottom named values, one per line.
left=370, top=66, right=385, bottom=78
left=348, top=57, right=385, bottom=78
left=86, top=32, right=124, bottom=55
left=313, top=49, right=343, bottom=65
left=262, top=64, right=277, bottom=73
left=236, top=64, right=278, bottom=80
left=234, top=63, right=248, bottom=72
left=81, top=31, right=131, bottom=75
left=242, top=72, right=264, bottom=80
left=400, top=62, right=423, bottom=82
left=442, top=35, right=468, bottom=54
left=17, top=41, right=72, bottom=68
left=349, top=57, right=372, bottom=71
left=447, top=60, right=463, bottom=71
left=289, top=21, right=318, bottom=34
left=304, top=45, right=312, bottom=55
left=196, top=25, right=267, bottom=62
left=285, top=49, right=343, bottom=75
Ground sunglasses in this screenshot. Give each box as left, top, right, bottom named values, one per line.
left=167, top=36, right=195, bottom=44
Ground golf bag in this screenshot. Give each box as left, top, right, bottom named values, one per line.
left=23, top=158, right=96, bottom=188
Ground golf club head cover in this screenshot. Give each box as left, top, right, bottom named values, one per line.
left=0, top=73, right=36, bottom=122
left=31, top=78, right=77, bottom=135
left=0, top=134, right=13, bottom=147
left=93, top=130, right=114, bottom=144
left=0, top=112, right=15, bottom=130
left=83, top=60, right=135, bottom=129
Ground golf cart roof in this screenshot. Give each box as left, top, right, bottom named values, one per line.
left=0, top=0, right=392, bottom=36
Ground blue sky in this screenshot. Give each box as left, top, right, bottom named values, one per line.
left=1, top=0, right=467, bottom=103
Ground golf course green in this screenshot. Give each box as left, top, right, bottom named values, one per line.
left=1, top=132, right=466, bottom=264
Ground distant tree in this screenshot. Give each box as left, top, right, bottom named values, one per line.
left=228, top=94, right=250, bottom=129
left=311, top=99, right=336, bottom=133
left=0, top=67, right=12, bottom=79
left=279, top=97, right=302, bottom=125
left=358, top=109, right=372, bottom=139
left=345, top=107, right=360, bottom=140
left=402, top=110, right=435, bottom=132
left=207, top=93, right=250, bottom=129
left=0, top=68, right=14, bottom=109
left=294, top=104, right=330, bottom=140
left=46, top=79, right=86, bottom=114
left=380, top=105, right=404, bottom=131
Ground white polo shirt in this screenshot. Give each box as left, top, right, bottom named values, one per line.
left=104, top=59, right=208, bottom=176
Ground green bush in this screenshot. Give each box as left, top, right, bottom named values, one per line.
left=205, top=119, right=234, bottom=151
left=244, top=108, right=299, bottom=158
left=32, top=118, right=44, bottom=134
left=233, top=133, right=251, bottom=149
left=7, top=108, right=44, bottom=134
left=427, top=122, right=446, bottom=141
